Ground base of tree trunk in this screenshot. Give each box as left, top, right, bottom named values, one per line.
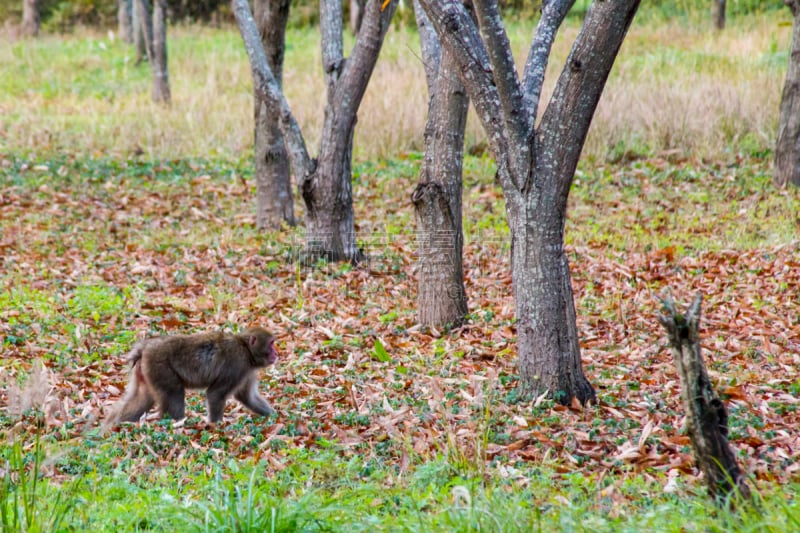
left=412, top=182, right=468, bottom=328
left=659, top=293, right=751, bottom=506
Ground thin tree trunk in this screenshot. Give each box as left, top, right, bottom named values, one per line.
left=21, top=0, right=40, bottom=38
left=712, top=0, right=726, bottom=30
left=119, top=0, right=134, bottom=43
left=350, top=0, right=366, bottom=34
left=134, top=0, right=154, bottom=65
left=254, top=0, right=294, bottom=230
left=151, top=0, right=171, bottom=104
left=659, top=294, right=751, bottom=505
left=775, top=0, right=800, bottom=187
left=411, top=0, right=469, bottom=328
left=133, top=0, right=149, bottom=64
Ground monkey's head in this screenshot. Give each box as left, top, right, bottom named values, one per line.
left=244, top=327, right=279, bottom=367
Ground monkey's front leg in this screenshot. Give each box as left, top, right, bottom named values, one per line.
left=234, top=375, right=276, bottom=417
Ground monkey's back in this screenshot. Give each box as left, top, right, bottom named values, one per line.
left=139, top=333, right=250, bottom=389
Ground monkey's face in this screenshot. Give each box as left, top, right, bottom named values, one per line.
left=248, top=331, right=279, bottom=366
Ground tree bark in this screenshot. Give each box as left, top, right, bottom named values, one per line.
left=350, top=0, right=367, bottom=34
left=411, top=0, right=469, bottom=328
left=133, top=0, right=150, bottom=64
left=659, top=294, right=751, bottom=505
left=775, top=0, right=800, bottom=187
left=151, top=0, right=171, bottom=104
left=233, top=0, right=397, bottom=263
left=419, top=0, right=640, bottom=404
left=712, top=0, right=726, bottom=30
left=21, top=0, right=40, bottom=38
left=301, top=0, right=397, bottom=263
left=254, top=0, right=295, bottom=230
left=118, top=0, right=134, bottom=43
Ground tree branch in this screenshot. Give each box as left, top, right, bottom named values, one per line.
left=232, top=0, right=315, bottom=181
left=473, top=0, right=528, bottom=144
left=522, top=0, right=574, bottom=130
left=320, top=0, right=345, bottom=99
left=539, top=0, right=640, bottom=201
left=334, top=0, right=398, bottom=124
left=413, top=0, right=442, bottom=89
left=418, top=0, right=513, bottom=190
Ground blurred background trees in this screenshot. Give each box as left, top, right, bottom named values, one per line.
left=1, top=0, right=788, bottom=35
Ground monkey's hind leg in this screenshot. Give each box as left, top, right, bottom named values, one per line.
left=155, top=386, right=186, bottom=421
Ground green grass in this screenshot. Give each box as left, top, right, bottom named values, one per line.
left=3, top=431, right=799, bottom=531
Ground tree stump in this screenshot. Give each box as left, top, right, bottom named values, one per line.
left=658, top=293, right=751, bottom=505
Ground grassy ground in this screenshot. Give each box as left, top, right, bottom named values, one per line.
left=0, top=12, right=792, bottom=162
left=2, top=9, right=800, bottom=532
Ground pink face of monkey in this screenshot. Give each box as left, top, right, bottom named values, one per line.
left=246, top=328, right=279, bottom=366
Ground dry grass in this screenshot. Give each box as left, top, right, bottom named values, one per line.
left=0, top=14, right=792, bottom=162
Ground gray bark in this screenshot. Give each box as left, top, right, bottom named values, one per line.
left=133, top=0, right=150, bottom=64
left=351, top=0, right=367, bottom=34
left=254, top=0, right=295, bottom=229
left=234, top=0, right=397, bottom=262
left=22, top=0, right=40, bottom=38
left=712, top=0, right=726, bottom=30
left=419, top=0, right=640, bottom=404
left=119, top=0, right=134, bottom=43
left=659, top=294, right=751, bottom=505
left=411, top=0, right=469, bottom=328
left=151, top=0, right=171, bottom=104
left=775, top=0, right=800, bottom=187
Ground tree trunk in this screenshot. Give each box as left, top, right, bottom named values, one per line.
left=659, top=294, right=751, bottom=505
left=21, top=0, right=40, bottom=38
left=775, top=0, right=800, bottom=187
left=510, top=183, right=595, bottom=403
left=350, top=0, right=366, bottom=34
left=234, top=0, right=396, bottom=263
left=302, top=124, right=361, bottom=262
left=118, top=0, right=133, bottom=43
left=254, top=0, right=294, bottom=230
left=300, top=0, right=396, bottom=263
left=151, top=0, right=171, bottom=104
left=419, top=0, right=640, bottom=404
left=133, top=0, right=149, bottom=64
left=411, top=0, right=469, bottom=328
left=712, top=0, right=726, bottom=30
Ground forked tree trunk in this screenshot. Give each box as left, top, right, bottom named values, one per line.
left=411, top=0, right=469, bottom=328
left=775, top=0, right=800, bottom=187
left=254, top=0, right=294, bottom=229
left=712, top=0, right=726, bottom=30
left=659, top=294, right=751, bottom=505
left=234, top=0, right=397, bottom=263
left=22, top=0, right=40, bottom=37
left=420, top=0, right=640, bottom=404
left=118, top=0, right=133, bottom=43
left=151, top=0, right=171, bottom=104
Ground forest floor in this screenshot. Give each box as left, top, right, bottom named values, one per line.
left=2, top=13, right=800, bottom=532
left=1, top=152, right=799, bottom=530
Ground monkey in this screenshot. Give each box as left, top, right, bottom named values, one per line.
left=105, top=327, right=278, bottom=428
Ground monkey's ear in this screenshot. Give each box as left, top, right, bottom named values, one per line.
left=248, top=335, right=257, bottom=348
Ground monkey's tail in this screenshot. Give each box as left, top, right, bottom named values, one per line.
left=101, top=342, right=147, bottom=432
left=126, top=341, right=145, bottom=366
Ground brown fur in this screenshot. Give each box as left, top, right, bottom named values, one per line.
left=104, top=327, right=278, bottom=428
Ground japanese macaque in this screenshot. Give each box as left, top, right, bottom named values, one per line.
left=105, top=327, right=278, bottom=428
